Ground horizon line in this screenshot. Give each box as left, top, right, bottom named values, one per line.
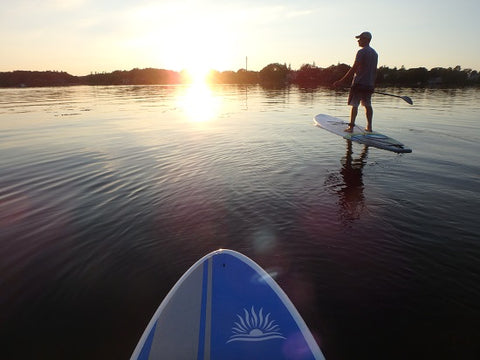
left=1, top=63, right=479, bottom=77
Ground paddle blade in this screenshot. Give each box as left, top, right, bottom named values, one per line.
left=402, top=96, right=413, bottom=105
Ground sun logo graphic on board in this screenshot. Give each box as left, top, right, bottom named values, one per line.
left=227, top=306, right=286, bottom=343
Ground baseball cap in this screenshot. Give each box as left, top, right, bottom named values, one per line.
left=355, top=31, right=372, bottom=40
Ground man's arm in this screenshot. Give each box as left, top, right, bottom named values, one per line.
left=333, top=61, right=359, bottom=87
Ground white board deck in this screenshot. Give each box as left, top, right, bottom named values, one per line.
left=131, top=249, right=325, bottom=360
left=314, top=114, right=412, bottom=153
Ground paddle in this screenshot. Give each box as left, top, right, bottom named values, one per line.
left=374, top=91, right=413, bottom=105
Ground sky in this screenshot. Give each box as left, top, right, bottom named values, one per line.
left=2, top=0, right=479, bottom=76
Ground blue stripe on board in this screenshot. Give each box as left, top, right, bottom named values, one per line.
left=137, top=322, right=157, bottom=360
left=197, top=260, right=209, bottom=360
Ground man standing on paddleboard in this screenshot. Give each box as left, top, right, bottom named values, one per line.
left=334, top=31, right=378, bottom=132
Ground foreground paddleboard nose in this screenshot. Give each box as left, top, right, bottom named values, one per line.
left=131, top=249, right=325, bottom=360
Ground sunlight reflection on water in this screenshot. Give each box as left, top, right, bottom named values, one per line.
left=177, top=83, right=221, bottom=123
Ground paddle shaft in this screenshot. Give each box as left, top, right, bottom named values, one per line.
left=374, top=91, right=413, bottom=105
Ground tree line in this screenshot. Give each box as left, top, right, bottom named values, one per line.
left=1, top=64, right=479, bottom=88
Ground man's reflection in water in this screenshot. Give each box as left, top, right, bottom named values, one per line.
left=327, top=141, right=369, bottom=222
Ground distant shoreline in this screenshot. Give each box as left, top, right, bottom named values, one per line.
left=1, top=64, right=479, bottom=88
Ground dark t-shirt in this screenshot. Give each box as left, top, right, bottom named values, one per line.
left=352, top=45, right=378, bottom=88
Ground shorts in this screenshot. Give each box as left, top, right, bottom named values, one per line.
left=348, top=84, right=374, bottom=107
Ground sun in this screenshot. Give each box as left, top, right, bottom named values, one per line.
left=146, top=7, right=236, bottom=82
left=157, top=32, right=222, bottom=85
left=127, top=3, right=246, bottom=83
left=182, top=64, right=212, bottom=85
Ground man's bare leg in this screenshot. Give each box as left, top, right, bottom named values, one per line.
left=345, top=106, right=358, bottom=132
left=365, top=106, right=373, bottom=132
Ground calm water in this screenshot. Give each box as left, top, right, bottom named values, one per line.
left=1, top=85, right=479, bottom=360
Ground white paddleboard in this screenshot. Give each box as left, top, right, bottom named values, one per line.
left=131, top=249, right=325, bottom=360
left=314, top=114, right=412, bottom=153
